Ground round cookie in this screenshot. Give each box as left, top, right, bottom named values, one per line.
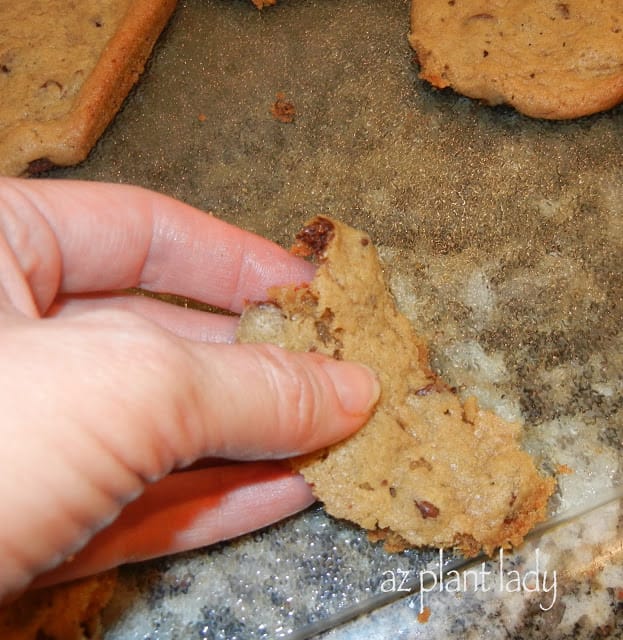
left=409, top=1, right=623, bottom=119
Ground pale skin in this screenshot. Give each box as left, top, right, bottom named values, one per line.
left=0, top=178, right=380, bottom=603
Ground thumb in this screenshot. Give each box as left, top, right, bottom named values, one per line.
left=0, top=316, right=380, bottom=597
left=190, top=342, right=380, bottom=460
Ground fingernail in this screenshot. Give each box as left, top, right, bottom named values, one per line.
left=321, top=360, right=380, bottom=417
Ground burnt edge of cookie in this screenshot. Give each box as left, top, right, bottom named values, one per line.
left=291, top=216, right=335, bottom=260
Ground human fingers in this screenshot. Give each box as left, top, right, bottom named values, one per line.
left=50, top=292, right=239, bottom=343
left=0, top=178, right=315, bottom=316
left=189, top=342, right=380, bottom=460
left=32, top=463, right=312, bottom=589
left=0, top=312, right=379, bottom=477
left=0, top=311, right=379, bottom=597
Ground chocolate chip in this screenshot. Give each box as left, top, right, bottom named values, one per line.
left=27, top=158, right=55, bottom=174
left=293, top=217, right=335, bottom=258
left=415, top=499, right=440, bottom=519
left=556, top=3, right=570, bottom=19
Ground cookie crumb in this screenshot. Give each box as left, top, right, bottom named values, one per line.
left=556, top=463, right=574, bottom=475
left=250, top=0, right=277, bottom=8
left=417, top=606, right=432, bottom=623
left=271, top=92, right=296, bottom=123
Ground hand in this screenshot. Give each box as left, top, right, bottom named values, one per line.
left=0, top=178, right=379, bottom=601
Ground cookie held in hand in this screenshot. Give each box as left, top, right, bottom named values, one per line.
left=237, top=216, right=555, bottom=557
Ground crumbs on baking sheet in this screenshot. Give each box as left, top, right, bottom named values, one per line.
left=556, top=464, right=574, bottom=475
left=417, top=606, right=431, bottom=623
left=271, top=92, right=296, bottom=123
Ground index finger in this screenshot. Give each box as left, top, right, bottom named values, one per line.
left=1, top=178, right=314, bottom=314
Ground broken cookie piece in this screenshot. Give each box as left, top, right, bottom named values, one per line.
left=0, top=570, right=117, bottom=639
left=237, top=217, right=555, bottom=557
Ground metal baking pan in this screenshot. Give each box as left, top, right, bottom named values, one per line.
left=49, top=0, right=623, bottom=637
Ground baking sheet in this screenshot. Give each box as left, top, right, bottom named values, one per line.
left=49, top=0, right=622, bottom=637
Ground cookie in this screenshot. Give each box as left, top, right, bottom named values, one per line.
left=238, top=217, right=555, bottom=556
left=409, top=1, right=623, bottom=119
left=0, top=570, right=117, bottom=640
left=0, top=0, right=177, bottom=177
left=250, top=0, right=277, bottom=9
